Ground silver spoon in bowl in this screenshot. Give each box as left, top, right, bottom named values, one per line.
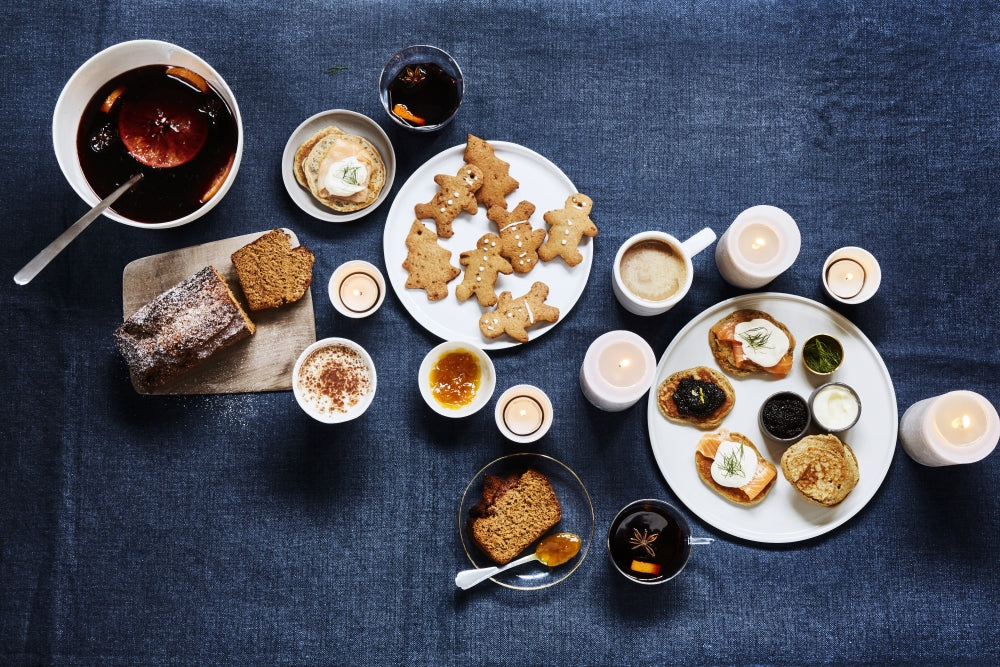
left=455, top=531, right=581, bottom=590
left=14, top=173, right=142, bottom=285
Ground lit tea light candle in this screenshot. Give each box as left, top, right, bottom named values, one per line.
left=900, top=390, right=999, bottom=466
left=822, top=247, right=881, bottom=304
left=328, top=260, right=386, bottom=318
left=715, top=205, right=801, bottom=288
left=494, top=384, right=553, bottom=444
left=580, top=331, right=656, bottom=411
left=825, top=258, right=865, bottom=299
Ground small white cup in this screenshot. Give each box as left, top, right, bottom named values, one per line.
left=494, top=384, right=553, bottom=444
left=328, top=260, right=386, bottom=318
left=612, top=228, right=716, bottom=316
left=822, top=247, right=881, bottom=305
left=292, top=338, right=377, bottom=424
left=418, top=341, right=496, bottom=418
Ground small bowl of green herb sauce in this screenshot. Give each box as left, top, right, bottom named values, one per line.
left=802, top=334, right=844, bottom=376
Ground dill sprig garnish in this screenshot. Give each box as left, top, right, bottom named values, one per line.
left=737, top=326, right=773, bottom=352
left=720, top=442, right=746, bottom=478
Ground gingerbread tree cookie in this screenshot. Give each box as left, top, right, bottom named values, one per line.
left=413, top=164, right=484, bottom=239
left=478, top=281, right=560, bottom=343
left=464, top=134, right=519, bottom=209
left=487, top=201, right=547, bottom=274
left=402, top=220, right=460, bottom=301
left=538, top=193, right=598, bottom=267
left=456, top=233, right=514, bottom=307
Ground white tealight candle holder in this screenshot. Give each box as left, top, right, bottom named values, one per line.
left=715, top=205, right=801, bottom=288
left=328, top=260, right=386, bottom=318
left=579, top=330, right=656, bottom=412
left=822, top=247, right=881, bottom=304
left=900, top=390, right=999, bottom=466
left=494, top=384, right=553, bottom=444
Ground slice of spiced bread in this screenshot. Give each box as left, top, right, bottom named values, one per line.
left=468, top=468, right=562, bottom=565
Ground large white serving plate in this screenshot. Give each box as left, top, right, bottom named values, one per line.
left=646, top=293, right=897, bottom=544
left=383, top=141, right=593, bottom=349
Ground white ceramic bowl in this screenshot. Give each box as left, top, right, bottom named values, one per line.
left=52, top=39, right=244, bottom=228
left=292, top=338, right=377, bottom=424
left=418, top=341, right=495, bottom=417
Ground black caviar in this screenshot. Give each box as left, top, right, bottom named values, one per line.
left=760, top=393, right=809, bottom=440
left=672, top=377, right=726, bottom=418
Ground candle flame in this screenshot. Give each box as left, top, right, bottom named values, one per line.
left=619, top=358, right=631, bottom=369
left=751, top=237, right=767, bottom=251
left=951, top=414, right=973, bottom=430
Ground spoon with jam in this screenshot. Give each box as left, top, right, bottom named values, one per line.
left=455, top=532, right=582, bottom=590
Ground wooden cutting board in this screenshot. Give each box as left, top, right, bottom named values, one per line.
left=121, top=228, right=317, bottom=395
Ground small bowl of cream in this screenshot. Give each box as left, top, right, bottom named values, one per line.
left=809, top=382, right=861, bottom=433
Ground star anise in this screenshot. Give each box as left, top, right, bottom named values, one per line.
left=398, top=65, right=427, bottom=86
left=628, top=528, right=659, bottom=557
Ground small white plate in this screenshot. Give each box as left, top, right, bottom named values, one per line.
left=281, top=109, right=396, bottom=222
left=382, top=141, right=593, bottom=349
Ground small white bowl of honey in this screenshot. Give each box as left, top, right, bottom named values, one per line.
left=418, top=341, right=495, bottom=418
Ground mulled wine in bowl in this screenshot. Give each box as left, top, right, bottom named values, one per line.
left=52, top=40, right=243, bottom=228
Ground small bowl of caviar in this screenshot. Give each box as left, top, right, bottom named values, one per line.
left=758, top=391, right=810, bottom=443
left=379, top=45, right=464, bottom=132
left=802, top=333, right=844, bottom=376
left=418, top=340, right=495, bottom=418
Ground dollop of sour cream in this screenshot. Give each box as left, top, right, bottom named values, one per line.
left=322, top=156, right=369, bottom=197
left=734, top=318, right=789, bottom=368
left=711, top=439, right=758, bottom=488
left=812, top=384, right=860, bottom=431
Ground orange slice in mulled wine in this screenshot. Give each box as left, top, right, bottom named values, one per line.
left=118, top=90, right=209, bottom=168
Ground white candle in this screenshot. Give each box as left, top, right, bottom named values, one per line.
left=495, top=384, right=553, bottom=443
left=714, top=205, right=800, bottom=288
left=339, top=272, right=379, bottom=313
left=821, top=247, right=881, bottom=304
left=736, top=223, right=781, bottom=265
left=900, top=390, right=999, bottom=466
left=825, top=259, right=865, bottom=299
left=328, top=260, right=386, bottom=318
left=580, top=331, right=656, bottom=411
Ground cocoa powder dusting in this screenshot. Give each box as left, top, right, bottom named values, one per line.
left=298, top=344, right=371, bottom=416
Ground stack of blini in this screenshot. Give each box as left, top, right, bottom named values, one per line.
left=293, top=125, right=386, bottom=213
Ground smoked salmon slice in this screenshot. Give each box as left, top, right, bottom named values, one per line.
left=696, top=430, right=776, bottom=501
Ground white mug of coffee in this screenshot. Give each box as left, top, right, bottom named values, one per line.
left=612, top=228, right=717, bottom=316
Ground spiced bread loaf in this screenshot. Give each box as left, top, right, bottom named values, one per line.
left=114, top=266, right=256, bottom=393
left=230, top=229, right=315, bottom=311
left=468, top=468, right=562, bottom=565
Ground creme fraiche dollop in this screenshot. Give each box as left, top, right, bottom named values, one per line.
left=810, top=382, right=861, bottom=432
left=734, top=318, right=789, bottom=368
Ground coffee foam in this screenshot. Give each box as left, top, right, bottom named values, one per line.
left=619, top=239, right=687, bottom=301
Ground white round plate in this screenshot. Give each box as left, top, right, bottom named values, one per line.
left=382, top=141, right=593, bottom=349
left=646, top=293, right=897, bottom=544
left=459, top=453, right=594, bottom=590
left=282, top=109, right=396, bottom=222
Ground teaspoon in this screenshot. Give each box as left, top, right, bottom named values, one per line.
left=455, top=531, right=581, bottom=590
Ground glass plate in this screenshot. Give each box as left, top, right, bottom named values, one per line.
left=458, top=453, right=594, bottom=590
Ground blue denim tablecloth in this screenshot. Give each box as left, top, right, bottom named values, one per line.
left=3, top=1, right=999, bottom=665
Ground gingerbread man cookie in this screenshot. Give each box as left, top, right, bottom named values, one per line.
left=402, top=220, right=461, bottom=301
left=464, top=134, right=519, bottom=209
left=538, top=193, right=598, bottom=267
left=478, top=281, right=560, bottom=343
left=487, top=201, right=547, bottom=274
left=456, top=233, right=514, bottom=307
left=413, top=164, right=484, bottom=239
